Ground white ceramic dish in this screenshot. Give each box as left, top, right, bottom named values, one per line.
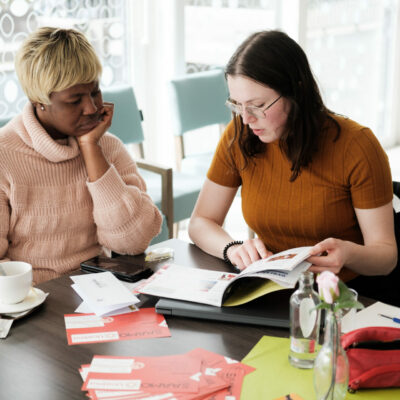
left=0, top=288, right=47, bottom=314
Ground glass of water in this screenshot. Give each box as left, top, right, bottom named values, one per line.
left=341, top=288, right=359, bottom=333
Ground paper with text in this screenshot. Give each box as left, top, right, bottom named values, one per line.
left=138, top=248, right=311, bottom=307
left=64, top=307, right=170, bottom=345
left=82, top=354, right=202, bottom=393
left=79, top=348, right=251, bottom=400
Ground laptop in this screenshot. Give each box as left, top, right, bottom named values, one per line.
left=155, top=288, right=293, bottom=328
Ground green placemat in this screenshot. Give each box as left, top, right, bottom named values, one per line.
left=241, top=336, right=400, bottom=400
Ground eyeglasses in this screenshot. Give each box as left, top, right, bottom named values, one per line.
left=225, top=95, right=282, bottom=119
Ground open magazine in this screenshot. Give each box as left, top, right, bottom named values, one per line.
left=138, top=246, right=312, bottom=307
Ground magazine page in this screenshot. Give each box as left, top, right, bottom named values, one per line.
left=221, top=261, right=311, bottom=307
left=138, top=248, right=313, bottom=307
left=248, top=261, right=311, bottom=288
left=138, top=264, right=238, bottom=307
left=240, top=247, right=312, bottom=276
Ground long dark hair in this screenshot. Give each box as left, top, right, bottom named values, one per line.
left=225, top=30, right=339, bottom=181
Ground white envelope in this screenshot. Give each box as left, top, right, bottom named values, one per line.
left=71, top=272, right=139, bottom=316
left=75, top=300, right=138, bottom=317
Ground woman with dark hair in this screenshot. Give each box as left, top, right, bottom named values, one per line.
left=189, top=30, right=397, bottom=300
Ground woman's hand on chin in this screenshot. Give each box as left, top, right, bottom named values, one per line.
left=77, top=102, right=114, bottom=146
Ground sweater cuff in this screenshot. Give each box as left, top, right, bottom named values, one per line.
left=86, top=165, right=131, bottom=209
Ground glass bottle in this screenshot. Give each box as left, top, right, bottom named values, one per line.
left=289, top=271, right=321, bottom=368
left=314, top=309, right=349, bottom=400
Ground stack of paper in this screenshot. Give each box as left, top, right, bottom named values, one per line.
left=79, top=348, right=255, bottom=399
left=71, top=272, right=140, bottom=317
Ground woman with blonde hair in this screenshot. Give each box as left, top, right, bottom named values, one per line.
left=0, top=27, right=162, bottom=284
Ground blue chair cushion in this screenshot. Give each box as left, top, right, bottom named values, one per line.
left=170, top=69, right=231, bottom=136
left=150, top=213, right=169, bottom=245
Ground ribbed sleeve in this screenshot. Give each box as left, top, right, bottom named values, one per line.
left=87, top=162, right=162, bottom=254
left=0, top=189, right=10, bottom=259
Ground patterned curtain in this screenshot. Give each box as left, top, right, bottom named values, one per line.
left=0, top=0, right=128, bottom=117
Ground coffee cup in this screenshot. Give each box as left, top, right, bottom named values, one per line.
left=0, top=261, right=33, bottom=304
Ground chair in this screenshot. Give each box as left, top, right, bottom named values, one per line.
left=169, top=68, right=231, bottom=174
left=0, top=115, right=12, bottom=127
left=102, top=85, right=204, bottom=240
left=102, top=85, right=172, bottom=243
left=170, top=69, right=255, bottom=239
left=348, top=181, right=400, bottom=306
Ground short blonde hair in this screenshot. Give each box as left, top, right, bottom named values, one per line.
left=15, top=27, right=102, bottom=104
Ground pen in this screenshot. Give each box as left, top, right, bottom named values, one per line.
left=379, top=314, right=400, bottom=324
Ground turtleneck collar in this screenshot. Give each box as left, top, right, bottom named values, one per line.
left=16, top=103, right=80, bottom=163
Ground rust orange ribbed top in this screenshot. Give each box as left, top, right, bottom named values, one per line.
left=208, top=115, right=392, bottom=272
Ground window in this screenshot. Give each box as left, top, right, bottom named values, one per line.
left=0, top=0, right=129, bottom=117
left=306, top=0, right=399, bottom=146
left=181, top=0, right=400, bottom=147
left=185, top=0, right=279, bottom=73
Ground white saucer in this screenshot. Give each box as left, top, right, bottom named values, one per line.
left=0, top=288, right=48, bottom=314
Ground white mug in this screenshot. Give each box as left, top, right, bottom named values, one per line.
left=0, top=261, right=33, bottom=304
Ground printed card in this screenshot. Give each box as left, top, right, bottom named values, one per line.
left=187, top=348, right=255, bottom=399
left=79, top=349, right=254, bottom=400
left=64, top=307, right=170, bottom=345
left=82, top=354, right=202, bottom=394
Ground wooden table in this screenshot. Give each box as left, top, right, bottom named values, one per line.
left=1, top=239, right=294, bottom=399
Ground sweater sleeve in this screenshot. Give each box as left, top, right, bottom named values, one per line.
left=86, top=136, right=162, bottom=255
left=0, top=188, right=10, bottom=261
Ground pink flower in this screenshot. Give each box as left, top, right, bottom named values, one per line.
left=316, top=271, right=340, bottom=304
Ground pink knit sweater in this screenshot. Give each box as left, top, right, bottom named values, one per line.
left=0, top=104, right=162, bottom=284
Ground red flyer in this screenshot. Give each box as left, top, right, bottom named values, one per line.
left=64, top=307, right=170, bottom=345
left=79, top=349, right=253, bottom=400
left=187, top=348, right=255, bottom=399
left=82, top=354, right=201, bottom=393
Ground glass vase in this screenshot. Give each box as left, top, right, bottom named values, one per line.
left=313, top=309, right=349, bottom=400
left=289, top=271, right=321, bottom=369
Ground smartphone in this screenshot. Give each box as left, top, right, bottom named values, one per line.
left=80, top=255, right=153, bottom=282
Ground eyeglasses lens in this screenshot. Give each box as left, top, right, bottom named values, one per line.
left=226, top=101, right=266, bottom=119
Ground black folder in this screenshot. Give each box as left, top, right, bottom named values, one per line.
left=155, top=288, right=293, bottom=328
